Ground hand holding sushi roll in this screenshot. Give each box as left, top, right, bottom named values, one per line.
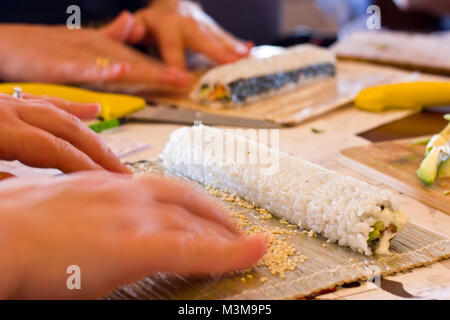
left=0, top=172, right=266, bottom=299
left=0, top=25, right=193, bottom=93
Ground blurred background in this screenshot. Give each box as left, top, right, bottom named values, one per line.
left=198, top=0, right=450, bottom=46
left=1, top=0, right=448, bottom=46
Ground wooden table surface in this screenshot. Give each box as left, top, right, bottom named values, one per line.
left=103, top=103, right=450, bottom=300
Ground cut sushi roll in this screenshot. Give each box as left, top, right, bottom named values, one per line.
left=160, top=125, right=408, bottom=255
left=191, top=44, right=336, bottom=107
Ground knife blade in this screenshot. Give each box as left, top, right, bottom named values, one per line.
left=127, top=105, right=282, bottom=128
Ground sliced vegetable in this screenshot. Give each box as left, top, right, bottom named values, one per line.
left=417, top=116, right=450, bottom=186
left=426, top=122, right=450, bottom=155
left=437, top=156, right=450, bottom=178
left=208, top=85, right=229, bottom=102
left=410, top=137, right=430, bottom=146
left=368, top=221, right=385, bottom=242
left=199, top=84, right=210, bottom=98
left=417, top=147, right=440, bottom=186
left=311, top=128, right=324, bottom=134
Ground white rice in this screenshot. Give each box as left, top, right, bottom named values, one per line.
left=191, top=44, right=336, bottom=106
left=160, top=125, right=402, bottom=255
left=196, top=44, right=335, bottom=85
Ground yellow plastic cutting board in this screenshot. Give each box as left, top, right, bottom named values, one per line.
left=0, top=83, right=146, bottom=120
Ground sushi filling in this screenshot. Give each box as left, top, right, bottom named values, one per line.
left=199, top=84, right=230, bottom=102
left=198, top=63, right=336, bottom=104
left=369, top=207, right=408, bottom=255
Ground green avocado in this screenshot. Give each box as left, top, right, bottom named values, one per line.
left=437, top=156, right=450, bottom=178
left=368, top=221, right=385, bottom=242
left=417, top=147, right=440, bottom=186
left=199, top=85, right=210, bottom=97
left=425, top=122, right=450, bottom=155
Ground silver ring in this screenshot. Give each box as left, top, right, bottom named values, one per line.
left=13, top=87, right=23, bottom=99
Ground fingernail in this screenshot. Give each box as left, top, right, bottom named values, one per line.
left=122, top=164, right=133, bottom=174
left=110, top=62, right=130, bottom=76
left=91, top=103, right=101, bottom=114
left=234, top=42, right=249, bottom=55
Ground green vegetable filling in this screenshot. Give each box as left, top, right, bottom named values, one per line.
left=199, top=85, right=210, bottom=97
left=368, top=221, right=385, bottom=242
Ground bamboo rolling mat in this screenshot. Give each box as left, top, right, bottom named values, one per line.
left=106, top=160, right=450, bottom=300
left=145, top=61, right=419, bottom=127
left=332, top=31, right=450, bottom=76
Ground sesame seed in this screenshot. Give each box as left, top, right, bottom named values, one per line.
left=202, top=185, right=303, bottom=278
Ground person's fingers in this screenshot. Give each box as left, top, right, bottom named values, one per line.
left=106, top=62, right=194, bottom=93
left=136, top=175, right=239, bottom=233
left=186, top=27, right=242, bottom=64
left=57, top=60, right=130, bottom=84
left=119, top=232, right=266, bottom=276
left=7, top=124, right=103, bottom=173
left=153, top=202, right=236, bottom=239
left=213, top=29, right=251, bottom=58
left=127, top=20, right=147, bottom=44
left=101, top=11, right=136, bottom=42
left=153, top=22, right=186, bottom=70
left=0, top=172, right=15, bottom=181
left=22, top=93, right=100, bottom=120
left=244, top=41, right=255, bottom=51
left=16, top=101, right=130, bottom=174
left=153, top=66, right=194, bottom=88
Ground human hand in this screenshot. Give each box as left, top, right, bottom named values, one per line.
left=0, top=24, right=193, bottom=93
left=102, top=1, right=253, bottom=70
left=0, top=93, right=129, bottom=173
left=0, top=172, right=266, bottom=299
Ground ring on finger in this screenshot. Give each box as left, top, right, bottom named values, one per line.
left=95, top=56, right=110, bottom=68
left=13, top=87, right=23, bottom=99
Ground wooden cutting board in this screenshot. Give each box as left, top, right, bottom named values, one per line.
left=340, top=138, right=450, bottom=215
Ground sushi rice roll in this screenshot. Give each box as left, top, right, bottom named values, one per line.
left=160, top=125, right=408, bottom=256
left=191, top=44, right=336, bottom=107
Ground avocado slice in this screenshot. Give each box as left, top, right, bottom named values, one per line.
left=368, top=221, right=385, bottom=242
left=417, top=147, right=441, bottom=186
left=199, top=84, right=210, bottom=98
left=426, top=122, right=450, bottom=155
left=437, top=156, right=450, bottom=178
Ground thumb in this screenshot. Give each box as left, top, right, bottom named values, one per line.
left=101, top=11, right=136, bottom=42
